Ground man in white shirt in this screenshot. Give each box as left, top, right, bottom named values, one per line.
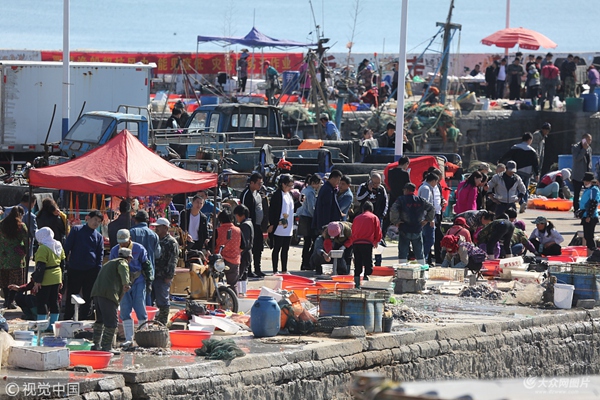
left=496, top=58, right=507, bottom=99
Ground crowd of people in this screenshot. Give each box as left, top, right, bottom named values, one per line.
left=478, top=52, right=591, bottom=110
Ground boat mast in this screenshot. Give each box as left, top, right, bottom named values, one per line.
left=437, top=0, right=460, bottom=104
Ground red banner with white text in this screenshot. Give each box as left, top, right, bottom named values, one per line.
left=40, top=51, right=304, bottom=75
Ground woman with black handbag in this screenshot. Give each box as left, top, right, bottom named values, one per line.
left=297, top=175, right=322, bottom=270
left=579, top=172, right=600, bottom=255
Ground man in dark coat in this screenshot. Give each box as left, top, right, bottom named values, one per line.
left=312, top=170, right=343, bottom=231
left=240, top=173, right=265, bottom=277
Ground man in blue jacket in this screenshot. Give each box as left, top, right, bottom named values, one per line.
left=110, top=229, right=153, bottom=347
left=130, top=210, right=160, bottom=306
left=64, top=210, right=104, bottom=320
left=312, top=170, right=343, bottom=232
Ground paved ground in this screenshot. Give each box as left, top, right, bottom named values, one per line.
left=250, top=206, right=583, bottom=284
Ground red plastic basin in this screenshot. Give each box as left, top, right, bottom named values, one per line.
left=331, top=275, right=357, bottom=282
left=564, top=246, right=587, bottom=257
left=245, top=289, right=261, bottom=299
left=371, top=266, right=395, bottom=276
left=170, top=330, right=213, bottom=348
left=546, top=255, right=576, bottom=263
left=118, top=306, right=159, bottom=324
left=70, top=351, right=112, bottom=369
left=274, top=274, right=315, bottom=285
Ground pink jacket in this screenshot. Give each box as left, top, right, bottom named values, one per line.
left=453, top=181, right=478, bottom=214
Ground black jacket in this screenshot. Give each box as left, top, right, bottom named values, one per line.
left=268, top=189, right=284, bottom=229
left=179, top=209, right=209, bottom=249
left=37, top=211, right=66, bottom=243
left=241, top=186, right=259, bottom=224
left=312, top=181, right=342, bottom=230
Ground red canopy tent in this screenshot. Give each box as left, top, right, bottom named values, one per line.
left=29, top=130, right=217, bottom=197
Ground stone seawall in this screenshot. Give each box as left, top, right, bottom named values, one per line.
left=102, top=309, right=600, bottom=400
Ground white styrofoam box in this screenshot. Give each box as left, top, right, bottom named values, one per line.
left=8, top=346, right=70, bottom=371
left=53, top=320, right=84, bottom=338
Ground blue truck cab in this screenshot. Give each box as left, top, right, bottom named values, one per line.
left=60, top=111, right=149, bottom=158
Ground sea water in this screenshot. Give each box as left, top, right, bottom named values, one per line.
left=0, top=0, right=598, bottom=55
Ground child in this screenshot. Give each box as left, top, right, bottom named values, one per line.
left=233, top=205, right=253, bottom=297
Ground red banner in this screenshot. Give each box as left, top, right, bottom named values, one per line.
left=40, top=51, right=304, bottom=75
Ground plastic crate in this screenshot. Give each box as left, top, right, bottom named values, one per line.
left=428, top=267, right=464, bottom=281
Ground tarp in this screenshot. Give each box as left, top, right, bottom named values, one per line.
left=197, top=27, right=315, bottom=48
left=29, top=130, right=217, bottom=197
left=384, top=156, right=451, bottom=203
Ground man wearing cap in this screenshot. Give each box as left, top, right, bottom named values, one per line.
left=572, top=133, right=593, bottom=212
left=150, top=218, right=179, bottom=324
left=531, top=123, right=551, bottom=172
left=130, top=210, right=160, bottom=306
left=486, top=161, right=527, bottom=218
left=110, top=229, right=153, bottom=347
left=498, top=132, right=539, bottom=213
left=319, top=114, right=341, bottom=141
left=377, top=123, right=397, bottom=149
left=91, top=247, right=131, bottom=352
left=63, top=210, right=104, bottom=320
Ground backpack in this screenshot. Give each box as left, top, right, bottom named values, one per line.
left=461, top=241, right=487, bottom=264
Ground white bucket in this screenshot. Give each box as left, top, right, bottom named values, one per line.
left=481, top=98, right=490, bottom=110
left=554, top=283, right=574, bottom=309
left=263, top=275, right=283, bottom=290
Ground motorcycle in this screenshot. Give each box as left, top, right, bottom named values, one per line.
left=185, top=245, right=238, bottom=313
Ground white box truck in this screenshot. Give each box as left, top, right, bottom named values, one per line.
left=0, top=61, right=154, bottom=159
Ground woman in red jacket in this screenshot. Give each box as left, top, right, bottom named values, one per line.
left=454, top=171, right=483, bottom=214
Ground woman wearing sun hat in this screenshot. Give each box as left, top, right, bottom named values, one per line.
left=529, top=216, right=564, bottom=256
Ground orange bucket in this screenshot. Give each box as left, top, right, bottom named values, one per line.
left=336, top=282, right=356, bottom=290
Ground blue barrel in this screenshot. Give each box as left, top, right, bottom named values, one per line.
left=251, top=296, right=281, bottom=337
left=582, top=93, right=598, bottom=112
left=319, top=297, right=342, bottom=316
left=342, top=299, right=375, bottom=332
left=572, top=274, right=597, bottom=304
left=282, top=71, right=300, bottom=95
left=373, top=301, right=384, bottom=333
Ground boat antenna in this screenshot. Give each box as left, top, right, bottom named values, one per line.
left=308, top=0, right=321, bottom=40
